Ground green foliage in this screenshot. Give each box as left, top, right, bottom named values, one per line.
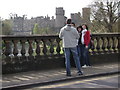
left=2, top=20, right=12, bottom=35
left=32, top=24, right=57, bottom=35
left=39, top=27, right=56, bottom=35
left=32, top=23, right=39, bottom=34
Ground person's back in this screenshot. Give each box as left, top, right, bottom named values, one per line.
left=59, top=24, right=79, bottom=48
left=59, top=19, right=83, bottom=76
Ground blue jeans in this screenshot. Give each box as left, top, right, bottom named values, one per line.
left=64, top=47, right=82, bottom=75
left=82, top=44, right=91, bottom=66
left=77, top=44, right=84, bottom=66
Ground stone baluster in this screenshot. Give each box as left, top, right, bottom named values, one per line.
left=90, top=37, right=95, bottom=55
left=117, top=37, right=120, bottom=52
left=4, top=40, right=11, bottom=57
left=101, top=37, right=106, bottom=53
left=4, top=40, right=12, bottom=62
left=56, top=38, right=61, bottom=55
left=35, top=39, right=41, bottom=56
left=28, top=40, right=33, bottom=56
left=27, top=39, right=34, bottom=70
left=28, top=39, right=35, bottom=70
left=42, top=39, right=47, bottom=55
left=49, top=39, right=54, bottom=55
left=12, top=40, right=19, bottom=65
left=96, top=37, right=100, bottom=54
left=111, top=37, right=116, bottom=53
left=12, top=40, right=19, bottom=57
left=20, top=40, right=27, bottom=65
left=107, top=37, right=111, bottom=53
left=20, top=40, right=26, bottom=56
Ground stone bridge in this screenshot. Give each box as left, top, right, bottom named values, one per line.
left=1, top=33, right=120, bottom=74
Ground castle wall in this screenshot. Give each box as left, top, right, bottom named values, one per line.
left=71, top=13, right=83, bottom=27
left=82, top=8, right=91, bottom=25
left=71, top=8, right=91, bottom=27
left=11, top=7, right=91, bottom=35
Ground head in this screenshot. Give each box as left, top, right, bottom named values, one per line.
left=66, top=19, right=72, bottom=24
left=71, top=22, right=75, bottom=27
left=77, top=25, right=83, bottom=32
left=82, top=24, right=88, bottom=30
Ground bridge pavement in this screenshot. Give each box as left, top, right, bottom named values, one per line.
left=2, top=62, right=119, bottom=89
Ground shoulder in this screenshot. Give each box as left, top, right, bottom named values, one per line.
left=82, top=29, right=87, bottom=34
left=86, top=30, right=90, bottom=34
left=60, top=26, right=66, bottom=31
left=71, top=27, right=77, bottom=31
left=85, top=31, right=90, bottom=37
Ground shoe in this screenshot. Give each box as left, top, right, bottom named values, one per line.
left=78, top=71, right=83, bottom=75
left=82, top=65, right=87, bottom=68
left=66, top=74, right=71, bottom=76
left=66, top=72, right=71, bottom=76
left=87, top=65, right=92, bottom=67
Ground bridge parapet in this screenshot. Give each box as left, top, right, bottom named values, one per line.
left=1, top=33, right=120, bottom=74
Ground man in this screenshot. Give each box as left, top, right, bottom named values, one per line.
left=59, top=19, right=83, bottom=76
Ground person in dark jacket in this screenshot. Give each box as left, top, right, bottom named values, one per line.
left=77, top=25, right=84, bottom=66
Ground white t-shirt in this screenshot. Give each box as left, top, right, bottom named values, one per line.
left=81, top=29, right=87, bottom=44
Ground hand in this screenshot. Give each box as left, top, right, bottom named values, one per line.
left=86, top=46, right=88, bottom=48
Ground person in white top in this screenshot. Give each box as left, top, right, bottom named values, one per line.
left=81, top=29, right=87, bottom=44
left=81, top=24, right=91, bottom=68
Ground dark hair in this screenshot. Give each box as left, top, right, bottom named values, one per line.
left=77, top=25, right=83, bottom=31
left=66, top=19, right=72, bottom=24
left=82, top=24, right=88, bottom=30
left=72, top=22, right=75, bottom=26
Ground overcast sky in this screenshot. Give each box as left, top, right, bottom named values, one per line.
left=0, top=0, right=94, bottom=19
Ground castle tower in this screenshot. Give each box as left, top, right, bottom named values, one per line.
left=55, top=7, right=66, bottom=31
left=71, top=12, right=82, bottom=27
left=82, top=8, right=91, bottom=25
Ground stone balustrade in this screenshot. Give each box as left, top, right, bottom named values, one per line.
left=1, top=33, right=120, bottom=74
left=90, top=33, right=120, bottom=54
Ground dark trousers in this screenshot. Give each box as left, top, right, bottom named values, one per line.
left=77, top=44, right=91, bottom=66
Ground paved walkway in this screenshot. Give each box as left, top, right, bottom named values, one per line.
left=2, top=63, right=119, bottom=89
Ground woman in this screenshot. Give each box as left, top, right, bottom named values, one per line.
left=77, top=25, right=84, bottom=66
left=81, top=24, right=91, bottom=68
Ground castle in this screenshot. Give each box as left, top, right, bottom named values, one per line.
left=11, top=7, right=90, bottom=35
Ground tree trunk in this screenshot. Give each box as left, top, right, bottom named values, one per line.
left=108, top=24, right=113, bottom=32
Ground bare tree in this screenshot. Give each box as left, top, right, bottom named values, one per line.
left=90, top=0, right=120, bottom=32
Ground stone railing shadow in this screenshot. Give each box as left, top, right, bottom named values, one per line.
left=1, top=33, right=120, bottom=74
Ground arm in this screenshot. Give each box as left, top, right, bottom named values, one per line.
left=73, top=28, right=80, bottom=39
left=84, top=31, right=90, bottom=47
left=59, top=29, right=63, bottom=39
